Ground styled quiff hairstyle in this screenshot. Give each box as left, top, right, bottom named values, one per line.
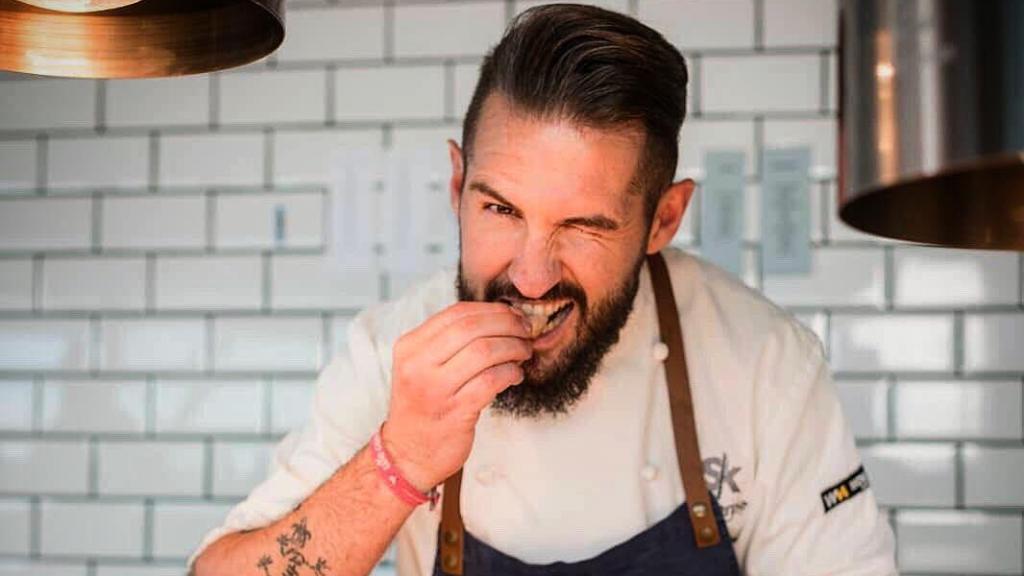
left=460, top=3, right=689, bottom=219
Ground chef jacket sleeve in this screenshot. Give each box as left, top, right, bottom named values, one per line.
left=186, top=313, right=391, bottom=569
left=740, top=330, right=897, bottom=576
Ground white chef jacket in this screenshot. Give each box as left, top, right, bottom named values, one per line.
left=188, top=248, right=897, bottom=575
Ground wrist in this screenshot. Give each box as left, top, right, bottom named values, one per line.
left=378, top=420, right=436, bottom=494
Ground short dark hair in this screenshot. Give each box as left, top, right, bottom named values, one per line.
left=461, top=3, right=689, bottom=219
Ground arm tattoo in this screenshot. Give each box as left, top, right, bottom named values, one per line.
left=256, top=517, right=330, bottom=576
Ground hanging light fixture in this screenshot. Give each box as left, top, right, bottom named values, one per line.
left=0, top=0, right=284, bottom=78
left=838, top=0, right=1024, bottom=250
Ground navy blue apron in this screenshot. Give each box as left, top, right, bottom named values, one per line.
left=433, top=252, right=741, bottom=576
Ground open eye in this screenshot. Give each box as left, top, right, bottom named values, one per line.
left=484, top=203, right=516, bottom=217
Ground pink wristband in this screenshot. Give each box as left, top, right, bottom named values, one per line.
left=371, top=425, right=439, bottom=509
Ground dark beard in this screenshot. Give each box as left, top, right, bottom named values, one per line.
left=455, top=256, right=644, bottom=418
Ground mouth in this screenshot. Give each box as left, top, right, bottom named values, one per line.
left=504, top=299, right=575, bottom=339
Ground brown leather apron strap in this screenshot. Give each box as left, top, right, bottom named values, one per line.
left=436, top=251, right=719, bottom=575
left=647, top=251, right=721, bottom=548
left=439, top=469, right=465, bottom=575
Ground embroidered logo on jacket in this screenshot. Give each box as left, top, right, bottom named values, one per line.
left=821, top=465, right=870, bottom=513
left=703, top=453, right=747, bottom=521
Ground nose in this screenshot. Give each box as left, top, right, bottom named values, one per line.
left=507, top=234, right=562, bottom=299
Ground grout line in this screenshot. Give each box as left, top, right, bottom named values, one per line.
left=91, top=192, right=103, bottom=254
left=885, top=375, right=897, bottom=441
left=326, top=64, right=337, bottom=127
left=954, top=441, right=965, bottom=509
left=752, top=0, right=765, bottom=51
left=0, top=110, right=837, bottom=141
left=263, top=128, right=275, bottom=190
left=35, top=134, right=48, bottom=192
left=31, top=375, right=44, bottom=434
left=819, top=181, right=831, bottom=244
left=204, top=314, right=215, bottom=374
left=752, top=115, right=765, bottom=179
left=87, top=435, right=99, bottom=498
left=145, top=375, right=157, bottom=439
left=1018, top=253, right=1023, bottom=309
left=262, top=251, right=272, bottom=313
left=89, top=314, right=102, bottom=375
left=819, top=49, right=831, bottom=114
left=145, top=252, right=156, bottom=313
left=884, top=245, right=895, bottom=310
left=209, top=74, right=220, bottom=130
left=148, top=131, right=160, bottom=192
left=205, top=191, right=217, bottom=253
left=504, top=0, right=515, bottom=23
left=626, top=0, right=638, bottom=17
left=322, top=182, right=334, bottom=253
left=888, top=509, right=898, bottom=566
left=202, top=436, right=214, bottom=499
left=86, top=559, right=96, bottom=576
left=29, top=495, right=41, bottom=558
left=95, top=80, right=107, bottom=134
left=142, top=497, right=154, bottom=561
left=953, top=311, right=964, bottom=377
left=690, top=53, right=703, bottom=118
left=31, top=254, right=43, bottom=313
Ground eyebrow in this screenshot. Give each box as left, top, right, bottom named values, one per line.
left=468, top=180, right=622, bottom=232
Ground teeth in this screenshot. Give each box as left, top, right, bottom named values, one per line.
left=510, top=300, right=570, bottom=338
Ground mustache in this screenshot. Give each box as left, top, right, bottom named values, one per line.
left=483, top=277, right=588, bottom=315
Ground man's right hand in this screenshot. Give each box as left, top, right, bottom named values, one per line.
left=381, top=302, right=533, bottom=492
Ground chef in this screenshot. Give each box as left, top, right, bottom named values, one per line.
left=189, top=4, right=897, bottom=575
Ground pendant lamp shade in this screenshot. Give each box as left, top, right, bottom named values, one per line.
left=0, top=0, right=284, bottom=78
left=838, top=0, right=1024, bottom=250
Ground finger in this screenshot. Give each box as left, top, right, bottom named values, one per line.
left=453, top=361, right=524, bottom=414
left=440, top=335, right=533, bottom=390
left=404, top=302, right=525, bottom=350
left=422, top=307, right=532, bottom=366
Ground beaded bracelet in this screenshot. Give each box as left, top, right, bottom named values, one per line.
left=370, top=424, right=439, bottom=510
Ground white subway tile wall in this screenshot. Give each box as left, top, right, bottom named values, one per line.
left=0, top=1, right=1020, bottom=575
left=42, top=257, right=147, bottom=311
left=219, top=70, right=328, bottom=126
left=47, top=135, right=150, bottom=190
left=0, top=259, right=32, bottom=310
left=154, top=255, right=263, bottom=310
left=100, top=195, right=207, bottom=250
left=0, top=140, right=37, bottom=191
left=105, top=75, right=211, bottom=128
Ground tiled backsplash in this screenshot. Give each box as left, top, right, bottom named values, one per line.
left=0, top=0, right=1022, bottom=574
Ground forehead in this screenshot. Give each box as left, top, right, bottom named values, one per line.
left=468, top=93, right=645, bottom=213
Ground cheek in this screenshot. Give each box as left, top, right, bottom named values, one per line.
left=458, top=211, right=518, bottom=292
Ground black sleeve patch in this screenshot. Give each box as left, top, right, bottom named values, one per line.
left=821, top=465, right=870, bottom=513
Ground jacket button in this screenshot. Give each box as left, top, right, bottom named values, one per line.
left=692, top=502, right=707, bottom=518
left=444, top=553, right=459, bottom=569
left=443, top=529, right=459, bottom=544
left=641, top=464, right=659, bottom=481
left=475, top=466, right=496, bottom=485
left=652, top=342, right=669, bottom=361
left=699, top=526, right=715, bottom=541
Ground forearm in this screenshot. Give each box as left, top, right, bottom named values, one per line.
left=193, top=443, right=416, bottom=576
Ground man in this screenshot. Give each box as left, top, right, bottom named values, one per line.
left=189, top=4, right=897, bottom=575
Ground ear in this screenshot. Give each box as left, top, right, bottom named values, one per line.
left=447, top=139, right=465, bottom=217
left=646, top=178, right=695, bottom=254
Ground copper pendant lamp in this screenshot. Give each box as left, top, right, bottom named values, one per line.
left=838, top=0, right=1024, bottom=250
left=0, top=0, right=284, bottom=78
